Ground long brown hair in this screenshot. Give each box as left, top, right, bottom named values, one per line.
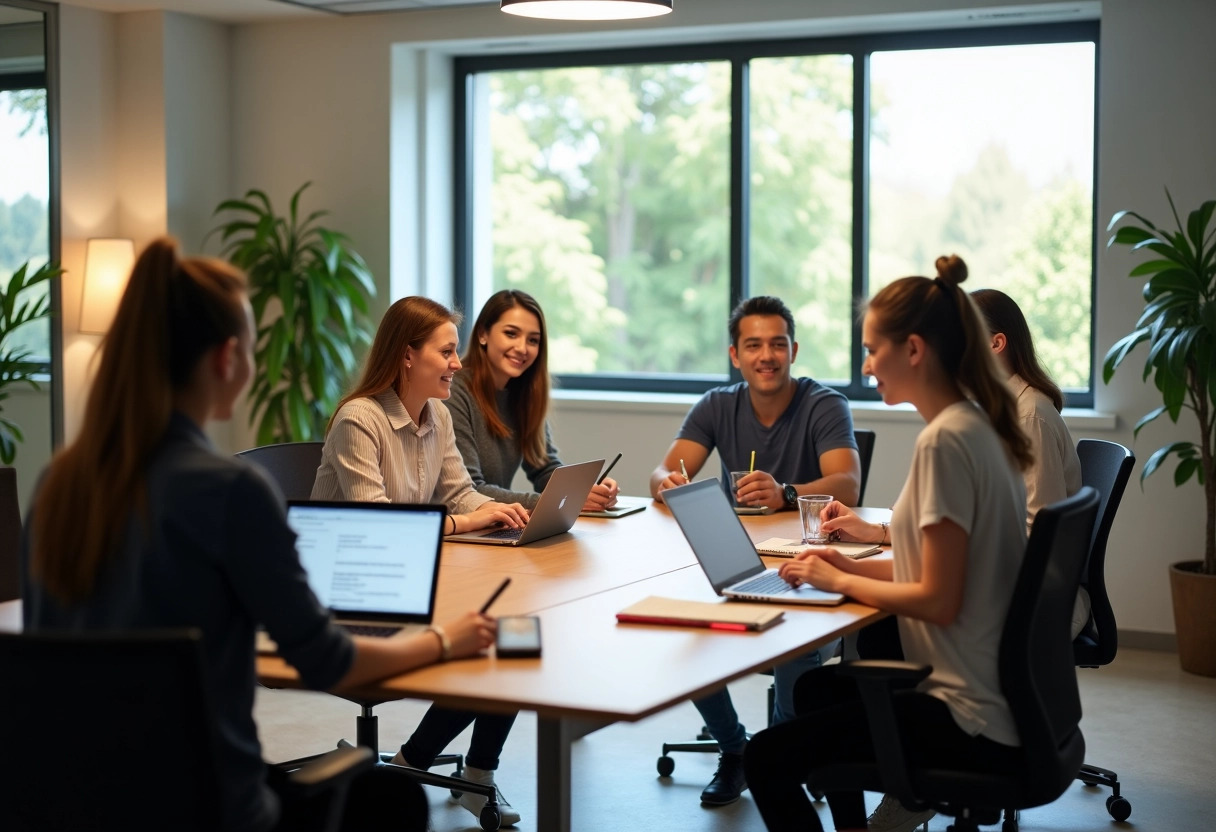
left=867, top=255, right=1033, bottom=470
left=30, top=237, right=249, bottom=603
left=329, top=296, right=462, bottom=431
left=971, top=288, right=1064, bottom=412
left=462, top=290, right=551, bottom=468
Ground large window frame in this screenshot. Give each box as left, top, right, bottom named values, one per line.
left=454, top=20, right=1099, bottom=406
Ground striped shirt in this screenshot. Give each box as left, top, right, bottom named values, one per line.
left=312, top=388, right=491, bottom=514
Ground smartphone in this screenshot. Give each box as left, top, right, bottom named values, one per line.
left=496, top=615, right=542, bottom=658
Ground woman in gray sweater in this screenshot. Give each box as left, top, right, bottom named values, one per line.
left=446, top=289, right=619, bottom=510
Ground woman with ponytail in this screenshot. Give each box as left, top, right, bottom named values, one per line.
left=22, top=238, right=494, bottom=832
left=743, top=256, right=1032, bottom=832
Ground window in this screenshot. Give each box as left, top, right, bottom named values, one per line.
left=455, top=22, right=1098, bottom=404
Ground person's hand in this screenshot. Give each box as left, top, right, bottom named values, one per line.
left=655, top=470, right=689, bottom=502
left=458, top=501, right=530, bottom=532
left=583, top=477, right=620, bottom=511
left=818, top=501, right=879, bottom=543
left=432, top=611, right=495, bottom=659
left=734, top=471, right=783, bottom=511
left=778, top=550, right=850, bottom=593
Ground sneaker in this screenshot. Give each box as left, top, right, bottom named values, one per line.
left=700, top=751, right=748, bottom=806
left=867, top=793, right=935, bottom=832
left=456, top=765, right=522, bottom=827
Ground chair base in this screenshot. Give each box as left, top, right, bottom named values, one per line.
left=1077, top=762, right=1132, bottom=821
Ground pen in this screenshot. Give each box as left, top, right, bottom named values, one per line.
left=749, top=450, right=755, bottom=473
left=679, top=459, right=689, bottom=481
left=480, top=577, right=511, bottom=614
left=597, top=452, right=622, bottom=485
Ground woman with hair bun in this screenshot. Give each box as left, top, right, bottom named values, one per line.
left=743, top=255, right=1032, bottom=832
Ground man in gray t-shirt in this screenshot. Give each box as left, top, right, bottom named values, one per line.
left=648, top=296, right=862, bottom=808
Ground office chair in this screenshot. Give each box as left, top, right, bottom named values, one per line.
left=818, top=487, right=1099, bottom=832
left=1073, top=438, right=1135, bottom=822
left=0, top=467, right=20, bottom=602
left=0, top=629, right=374, bottom=832
left=236, top=441, right=326, bottom=500
left=235, top=443, right=501, bottom=829
left=656, top=429, right=877, bottom=776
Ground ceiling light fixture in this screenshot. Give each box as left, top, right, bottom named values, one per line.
left=501, top=0, right=672, bottom=21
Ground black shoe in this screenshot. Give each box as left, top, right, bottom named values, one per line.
left=700, top=752, right=748, bottom=806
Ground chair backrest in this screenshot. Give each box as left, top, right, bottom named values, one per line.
left=854, top=428, right=876, bottom=505
left=0, top=629, right=225, bottom=831
left=0, top=467, right=21, bottom=602
left=236, top=441, right=326, bottom=501
left=1075, top=439, right=1134, bottom=667
left=1000, top=486, right=1098, bottom=803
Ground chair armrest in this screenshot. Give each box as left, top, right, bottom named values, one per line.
left=838, top=660, right=934, bottom=813
left=283, top=746, right=376, bottom=797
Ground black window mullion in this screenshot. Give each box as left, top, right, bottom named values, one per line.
left=850, top=51, right=874, bottom=400
left=729, top=57, right=749, bottom=385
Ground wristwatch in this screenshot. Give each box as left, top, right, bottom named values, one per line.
left=782, top=483, right=798, bottom=509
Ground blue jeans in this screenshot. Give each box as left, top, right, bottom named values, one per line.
left=692, top=640, right=836, bottom=754
left=399, top=706, right=517, bottom=771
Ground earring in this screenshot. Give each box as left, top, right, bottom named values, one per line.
left=479, top=340, right=487, bottom=347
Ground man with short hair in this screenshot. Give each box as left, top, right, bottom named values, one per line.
left=650, top=295, right=861, bottom=806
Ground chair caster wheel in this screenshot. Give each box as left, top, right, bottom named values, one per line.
left=450, top=788, right=464, bottom=799
left=1106, top=794, right=1131, bottom=821
left=810, top=789, right=825, bottom=802
left=657, top=755, right=675, bottom=777
left=479, top=805, right=502, bottom=831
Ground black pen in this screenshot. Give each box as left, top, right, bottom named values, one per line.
left=597, top=452, right=622, bottom=485
left=480, top=577, right=512, bottom=614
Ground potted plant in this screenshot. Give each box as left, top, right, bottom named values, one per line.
left=209, top=183, right=376, bottom=445
left=0, top=261, right=60, bottom=464
left=1105, top=191, right=1216, bottom=676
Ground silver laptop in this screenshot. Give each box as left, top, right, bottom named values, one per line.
left=259, top=501, right=446, bottom=652
left=665, top=479, right=846, bottom=606
left=445, top=459, right=603, bottom=546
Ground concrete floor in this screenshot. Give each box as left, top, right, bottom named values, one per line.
left=255, top=647, right=1216, bottom=831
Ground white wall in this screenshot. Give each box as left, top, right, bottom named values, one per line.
left=53, top=0, right=1216, bottom=637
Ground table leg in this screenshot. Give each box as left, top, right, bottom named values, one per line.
left=535, top=716, right=609, bottom=832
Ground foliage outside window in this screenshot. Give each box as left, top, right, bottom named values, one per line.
left=456, top=24, right=1097, bottom=403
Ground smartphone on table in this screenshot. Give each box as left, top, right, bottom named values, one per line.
left=496, top=615, right=542, bottom=658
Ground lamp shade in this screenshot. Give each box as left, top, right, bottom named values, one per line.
left=501, top=0, right=672, bottom=21
left=80, top=238, right=135, bottom=335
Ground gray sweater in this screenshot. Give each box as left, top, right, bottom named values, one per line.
left=443, top=371, right=562, bottom=508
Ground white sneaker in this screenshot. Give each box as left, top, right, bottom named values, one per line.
left=455, top=765, right=521, bottom=827
left=867, top=793, right=935, bottom=832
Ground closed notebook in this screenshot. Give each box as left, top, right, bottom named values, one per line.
left=616, top=595, right=785, bottom=631
left=754, top=538, right=882, bottom=559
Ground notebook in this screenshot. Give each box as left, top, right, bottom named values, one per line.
left=664, top=479, right=846, bottom=606
left=580, top=495, right=649, bottom=519
left=754, top=538, right=882, bottom=559
left=258, top=501, right=446, bottom=653
left=445, top=459, right=603, bottom=546
left=616, top=595, right=785, bottom=631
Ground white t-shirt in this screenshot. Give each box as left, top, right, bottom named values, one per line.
left=891, top=401, right=1028, bottom=747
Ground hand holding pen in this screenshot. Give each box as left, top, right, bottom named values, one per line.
left=585, top=454, right=622, bottom=510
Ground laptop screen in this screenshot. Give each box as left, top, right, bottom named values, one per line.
left=286, top=501, right=445, bottom=622
left=664, top=480, right=766, bottom=592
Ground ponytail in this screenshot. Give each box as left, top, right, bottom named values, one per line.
left=868, top=255, right=1033, bottom=471
left=30, top=237, right=248, bottom=603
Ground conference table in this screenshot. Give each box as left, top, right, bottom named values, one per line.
left=257, top=498, right=891, bottom=832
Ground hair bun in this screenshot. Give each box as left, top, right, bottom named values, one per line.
left=934, top=254, right=968, bottom=286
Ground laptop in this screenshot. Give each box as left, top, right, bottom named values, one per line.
left=258, top=501, right=446, bottom=653
left=445, top=459, right=604, bottom=546
left=664, top=479, right=846, bottom=606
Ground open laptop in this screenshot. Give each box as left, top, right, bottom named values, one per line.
left=445, top=459, right=603, bottom=546
left=664, top=479, right=846, bottom=606
left=258, top=501, right=446, bottom=653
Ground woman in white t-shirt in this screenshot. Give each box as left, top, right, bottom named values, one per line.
left=743, top=255, right=1033, bottom=832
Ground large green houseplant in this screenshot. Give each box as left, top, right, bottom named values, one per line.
left=0, top=261, right=60, bottom=464
left=210, top=183, right=376, bottom=445
left=1105, top=191, right=1216, bottom=675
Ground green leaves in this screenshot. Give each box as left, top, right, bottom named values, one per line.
left=0, top=261, right=60, bottom=464
left=209, top=183, right=376, bottom=444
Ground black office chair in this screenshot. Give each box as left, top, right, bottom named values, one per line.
left=656, top=429, right=878, bottom=775
left=235, top=443, right=501, bottom=829
left=236, top=441, right=326, bottom=500
left=0, top=629, right=374, bottom=832
left=820, top=486, right=1099, bottom=832
left=1073, top=438, right=1135, bottom=822
left=0, top=467, right=21, bottom=602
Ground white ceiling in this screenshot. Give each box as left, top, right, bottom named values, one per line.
left=41, top=0, right=498, bottom=23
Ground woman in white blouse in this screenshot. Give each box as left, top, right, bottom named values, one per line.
left=312, top=295, right=528, bottom=825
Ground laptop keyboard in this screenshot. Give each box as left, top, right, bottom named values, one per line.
left=342, top=624, right=403, bottom=638
left=732, top=571, right=792, bottom=595
left=482, top=526, right=525, bottom=541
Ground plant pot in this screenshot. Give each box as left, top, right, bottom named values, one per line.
left=1169, top=561, right=1216, bottom=677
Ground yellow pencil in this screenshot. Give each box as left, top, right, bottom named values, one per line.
left=749, top=450, right=755, bottom=473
